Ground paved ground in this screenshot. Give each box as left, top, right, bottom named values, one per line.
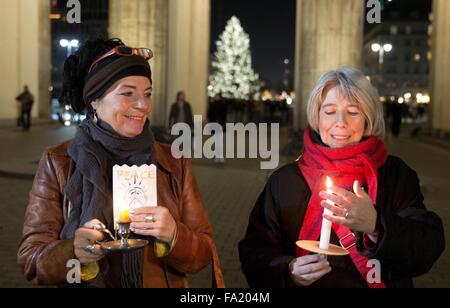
left=384, top=136, right=450, bottom=287
left=0, top=120, right=77, bottom=178
left=0, top=119, right=448, bottom=287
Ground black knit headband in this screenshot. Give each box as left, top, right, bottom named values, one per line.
left=83, top=55, right=152, bottom=105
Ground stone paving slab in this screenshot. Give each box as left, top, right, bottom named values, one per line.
left=386, top=138, right=450, bottom=287
left=0, top=120, right=77, bottom=178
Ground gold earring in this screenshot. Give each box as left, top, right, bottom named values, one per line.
left=93, top=110, right=98, bottom=124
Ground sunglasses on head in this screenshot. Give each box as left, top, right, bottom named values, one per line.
left=88, top=45, right=154, bottom=73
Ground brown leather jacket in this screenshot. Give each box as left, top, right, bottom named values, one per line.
left=17, top=141, right=224, bottom=288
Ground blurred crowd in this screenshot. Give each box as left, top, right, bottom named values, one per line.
left=208, top=94, right=292, bottom=126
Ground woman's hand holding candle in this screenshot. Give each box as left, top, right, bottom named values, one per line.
left=129, top=206, right=177, bottom=244
left=289, top=254, right=331, bottom=287
left=319, top=180, right=378, bottom=235
left=74, top=219, right=106, bottom=264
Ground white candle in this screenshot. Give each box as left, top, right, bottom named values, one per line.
left=319, top=176, right=333, bottom=250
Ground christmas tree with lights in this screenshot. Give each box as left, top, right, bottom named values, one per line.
left=208, top=16, right=260, bottom=100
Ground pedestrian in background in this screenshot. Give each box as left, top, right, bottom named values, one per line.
left=168, top=91, right=194, bottom=131
left=208, top=93, right=227, bottom=163
left=15, top=85, right=34, bottom=131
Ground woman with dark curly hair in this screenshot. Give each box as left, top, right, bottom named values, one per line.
left=17, top=38, right=224, bottom=288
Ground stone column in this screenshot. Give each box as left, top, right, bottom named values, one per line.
left=167, top=0, right=210, bottom=120
left=430, top=0, right=450, bottom=134
left=110, top=0, right=169, bottom=127
left=109, top=0, right=210, bottom=127
left=294, top=0, right=364, bottom=130
left=0, top=0, right=50, bottom=119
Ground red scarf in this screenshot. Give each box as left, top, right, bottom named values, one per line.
left=297, top=127, right=388, bottom=288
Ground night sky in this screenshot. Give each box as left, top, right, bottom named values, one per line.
left=211, top=0, right=296, bottom=89
left=379, top=0, right=431, bottom=20
left=211, top=0, right=432, bottom=90
left=365, top=0, right=432, bottom=33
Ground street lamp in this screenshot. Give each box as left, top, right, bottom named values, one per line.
left=371, top=43, right=393, bottom=64
left=371, top=43, right=393, bottom=94
left=59, top=39, right=79, bottom=57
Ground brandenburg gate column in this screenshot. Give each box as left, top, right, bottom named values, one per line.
left=0, top=0, right=51, bottom=119
left=294, top=0, right=364, bottom=130
left=430, top=0, right=450, bottom=135
left=109, top=0, right=210, bottom=127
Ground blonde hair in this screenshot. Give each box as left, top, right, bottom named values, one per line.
left=306, top=67, right=385, bottom=139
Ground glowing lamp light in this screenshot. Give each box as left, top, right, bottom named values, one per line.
left=59, top=39, right=69, bottom=48
left=371, top=43, right=381, bottom=52
left=383, top=43, right=393, bottom=52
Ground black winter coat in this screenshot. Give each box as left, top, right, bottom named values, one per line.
left=239, top=156, right=445, bottom=288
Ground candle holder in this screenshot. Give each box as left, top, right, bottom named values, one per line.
left=296, top=176, right=350, bottom=258
left=118, top=222, right=131, bottom=248
left=296, top=240, right=349, bottom=257
left=99, top=221, right=148, bottom=253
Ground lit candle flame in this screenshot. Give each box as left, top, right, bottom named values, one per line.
left=118, top=207, right=131, bottom=223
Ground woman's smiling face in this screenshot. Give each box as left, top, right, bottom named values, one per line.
left=318, top=87, right=366, bottom=148
left=91, top=76, right=152, bottom=138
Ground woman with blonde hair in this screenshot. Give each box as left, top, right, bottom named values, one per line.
left=239, top=67, right=444, bottom=288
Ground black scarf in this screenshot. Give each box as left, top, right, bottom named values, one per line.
left=61, top=117, right=156, bottom=288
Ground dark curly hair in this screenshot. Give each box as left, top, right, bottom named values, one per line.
left=58, top=38, right=125, bottom=113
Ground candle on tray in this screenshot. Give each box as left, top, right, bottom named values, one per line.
left=319, top=176, right=333, bottom=250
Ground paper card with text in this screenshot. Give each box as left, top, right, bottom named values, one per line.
left=112, top=164, right=157, bottom=229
